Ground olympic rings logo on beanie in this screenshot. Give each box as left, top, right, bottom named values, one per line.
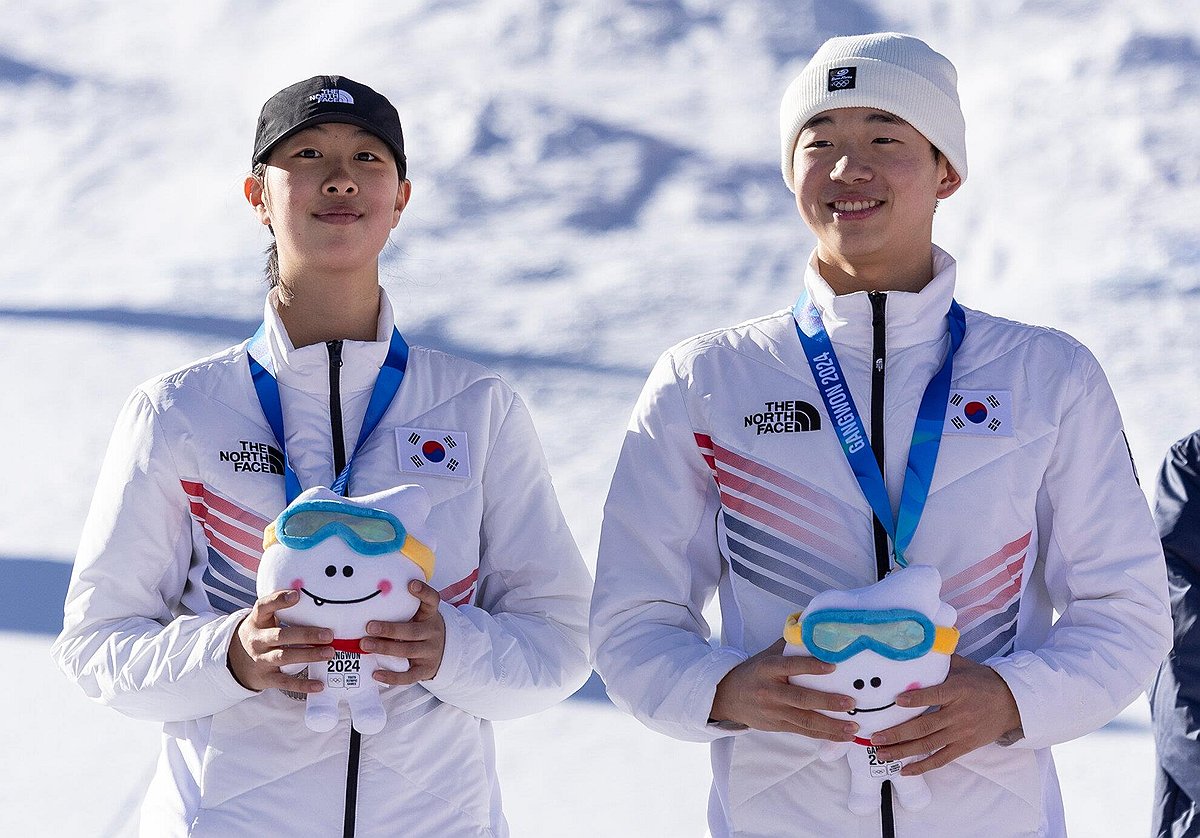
left=779, top=32, right=967, bottom=192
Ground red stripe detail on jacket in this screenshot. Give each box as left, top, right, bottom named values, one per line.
left=180, top=480, right=271, bottom=531
left=956, top=575, right=1024, bottom=629
left=709, top=438, right=844, bottom=517
left=718, top=490, right=855, bottom=563
left=941, top=531, right=1031, bottom=595
left=715, top=468, right=845, bottom=543
left=947, top=553, right=1026, bottom=612
left=440, top=569, right=479, bottom=603
left=181, top=480, right=268, bottom=571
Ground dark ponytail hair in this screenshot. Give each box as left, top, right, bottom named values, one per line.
left=251, top=162, right=281, bottom=289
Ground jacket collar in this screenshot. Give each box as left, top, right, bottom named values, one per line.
left=801, top=245, right=958, bottom=350
left=258, top=288, right=395, bottom=395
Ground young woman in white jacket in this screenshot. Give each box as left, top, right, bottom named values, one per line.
left=53, top=75, right=592, bottom=837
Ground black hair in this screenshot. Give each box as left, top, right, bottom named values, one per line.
left=251, top=162, right=281, bottom=288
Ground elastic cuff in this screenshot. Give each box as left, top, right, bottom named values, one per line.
left=209, top=609, right=260, bottom=700
left=422, top=599, right=469, bottom=693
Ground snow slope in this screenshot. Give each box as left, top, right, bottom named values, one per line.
left=1, top=0, right=1194, bottom=834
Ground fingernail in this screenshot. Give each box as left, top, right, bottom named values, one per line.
left=367, top=622, right=380, bottom=634
left=360, top=639, right=376, bottom=652
left=842, top=722, right=858, bottom=735
left=409, top=580, right=422, bottom=593
left=873, top=733, right=890, bottom=746
left=839, top=698, right=854, bottom=711
left=319, top=630, right=333, bottom=642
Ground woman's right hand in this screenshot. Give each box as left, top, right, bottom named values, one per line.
left=226, top=589, right=334, bottom=692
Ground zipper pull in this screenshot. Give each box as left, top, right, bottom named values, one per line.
left=327, top=340, right=344, bottom=367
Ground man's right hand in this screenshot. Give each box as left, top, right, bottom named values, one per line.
left=710, top=638, right=858, bottom=741
left=227, top=589, right=334, bottom=693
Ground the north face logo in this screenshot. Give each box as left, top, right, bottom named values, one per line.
left=220, top=441, right=284, bottom=474
left=744, top=400, right=822, bottom=435
left=828, top=67, right=857, bottom=91
left=309, top=88, right=355, bottom=105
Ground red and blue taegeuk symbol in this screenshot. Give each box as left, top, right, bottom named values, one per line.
left=421, top=439, right=447, bottom=463
left=963, top=401, right=988, bottom=424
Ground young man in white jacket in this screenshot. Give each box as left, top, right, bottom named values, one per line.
left=590, top=33, right=1171, bottom=838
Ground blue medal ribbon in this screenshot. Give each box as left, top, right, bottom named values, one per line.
left=248, top=324, right=409, bottom=503
left=793, top=293, right=965, bottom=569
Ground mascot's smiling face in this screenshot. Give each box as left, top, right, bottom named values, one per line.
left=257, top=485, right=435, bottom=638
left=785, top=565, right=958, bottom=736
left=795, top=643, right=950, bottom=735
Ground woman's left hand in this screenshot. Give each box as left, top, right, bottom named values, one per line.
left=362, top=580, right=446, bottom=684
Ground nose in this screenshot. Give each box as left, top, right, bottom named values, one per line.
left=830, top=153, right=872, bottom=183
left=323, top=165, right=357, bottom=195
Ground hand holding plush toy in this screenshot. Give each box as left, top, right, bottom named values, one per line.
left=257, top=484, right=436, bottom=735
left=783, top=565, right=958, bottom=815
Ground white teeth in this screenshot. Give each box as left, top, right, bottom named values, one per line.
left=833, top=200, right=880, bottom=212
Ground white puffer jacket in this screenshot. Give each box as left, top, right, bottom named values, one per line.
left=53, top=290, right=592, bottom=837
left=590, top=247, right=1171, bottom=838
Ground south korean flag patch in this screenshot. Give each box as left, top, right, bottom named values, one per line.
left=397, top=427, right=471, bottom=478
left=944, top=390, right=1013, bottom=437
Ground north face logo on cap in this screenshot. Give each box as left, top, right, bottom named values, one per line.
left=828, top=67, right=857, bottom=91
left=309, top=88, right=355, bottom=105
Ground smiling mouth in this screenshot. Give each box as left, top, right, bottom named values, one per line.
left=830, top=200, right=882, bottom=213
left=848, top=702, right=895, bottom=715
left=300, top=588, right=383, bottom=607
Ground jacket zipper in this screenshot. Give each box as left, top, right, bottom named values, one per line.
left=328, top=341, right=347, bottom=478
left=867, top=291, right=896, bottom=838
left=327, top=339, right=361, bottom=838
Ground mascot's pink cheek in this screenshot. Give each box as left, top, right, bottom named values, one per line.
left=378, top=579, right=393, bottom=596
left=290, top=578, right=304, bottom=591
left=906, top=681, right=922, bottom=692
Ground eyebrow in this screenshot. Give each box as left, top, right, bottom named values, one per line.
left=801, top=111, right=910, bottom=131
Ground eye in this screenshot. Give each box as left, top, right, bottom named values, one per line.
left=325, top=565, right=337, bottom=577
left=853, top=679, right=865, bottom=690
left=296, top=148, right=321, bottom=158
left=342, top=565, right=354, bottom=577
left=354, top=151, right=381, bottom=162
left=872, top=137, right=898, bottom=145
left=870, top=677, right=882, bottom=688
left=804, top=139, right=833, bottom=149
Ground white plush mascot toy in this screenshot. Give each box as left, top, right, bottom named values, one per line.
left=257, top=484, right=436, bottom=735
left=783, top=565, right=958, bottom=815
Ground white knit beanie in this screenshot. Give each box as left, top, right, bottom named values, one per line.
left=779, top=32, right=967, bottom=192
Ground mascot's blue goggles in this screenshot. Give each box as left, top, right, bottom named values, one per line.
left=265, top=500, right=407, bottom=556
left=786, top=608, right=959, bottom=664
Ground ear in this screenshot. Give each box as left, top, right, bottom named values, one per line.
left=392, top=179, right=412, bottom=229
left=244, top=175, right=271, bottom=227
left=936, top=161, right=962, bottom=200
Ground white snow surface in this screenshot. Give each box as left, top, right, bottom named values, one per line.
left=1, top=0, right=1195, bottom=834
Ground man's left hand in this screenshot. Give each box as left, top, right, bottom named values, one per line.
left=869, top=654, right=1022, bottom=775
left=362, top=581, right=447, bottom=684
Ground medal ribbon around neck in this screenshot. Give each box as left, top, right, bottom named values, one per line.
left=248, top=324, right=409, bottom=503
left=792, top=293, right=965, bottom=569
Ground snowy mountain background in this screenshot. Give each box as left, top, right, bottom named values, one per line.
left=2, top=1, right=1197, bottom=834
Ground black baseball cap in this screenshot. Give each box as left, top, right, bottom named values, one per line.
left=252, top=75, right=407, bottom=178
